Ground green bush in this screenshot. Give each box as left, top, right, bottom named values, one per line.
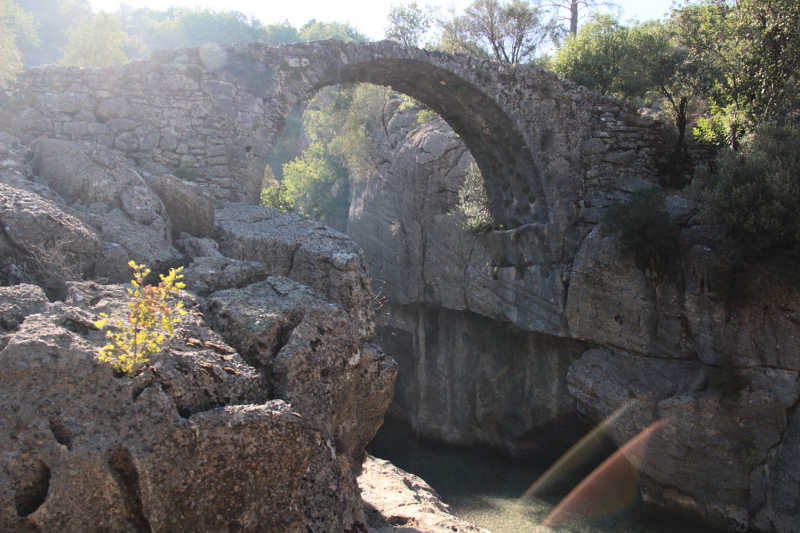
left=601, top=187, right=679, bottom=278
left=709, top=360, right=749, bottom=400
left=691, top=122, right=800, bottom=297
left=693, top=121, right=800, bottom=262
left=452, top=161, right=493, bottom=233
left=413, top=109, right=438, bottom=128
left=260, top=183, right=293, bottom=212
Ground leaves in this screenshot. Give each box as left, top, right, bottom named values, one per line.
left=95, top=263, right=186, bottom=377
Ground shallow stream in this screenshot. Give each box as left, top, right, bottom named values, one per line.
left=369, top=418, right=719, bottom=533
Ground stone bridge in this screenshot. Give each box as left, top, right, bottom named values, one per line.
left=1, top=40, right=664, bottom=263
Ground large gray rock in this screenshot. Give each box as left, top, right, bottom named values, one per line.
left=359, top=456, right=489, bottom=533
left=566, top=226, right=800, bottom=371
left=204, top=277, right=398, bottom=531
left=31, top=140, right=163, bottom=217
left=0, top=284, right=48, bottom=331
left=97, top=209, right=183, bottom=277
left=181, top=256, right=268, bottom=296
left=149, top=174, right=215, bottom=238
left=567, top=347, right=800, bottom=531
left=380, top=304, right=587, bottom=456
left=214, top=204, right=375, bottom=334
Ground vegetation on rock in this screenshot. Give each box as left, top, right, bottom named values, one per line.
left=453, top=161, right=493, bottom=233
left=95, top=261, right=186, bottom=377
left=601, top=187, right=679, bottom=279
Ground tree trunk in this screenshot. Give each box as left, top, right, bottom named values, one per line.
left=570, top=0, right=579, bottom=36
left=676, top=96, right=688, bottom=160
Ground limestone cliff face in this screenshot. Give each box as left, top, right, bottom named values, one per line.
left=347, top=118, right=800, bottom=531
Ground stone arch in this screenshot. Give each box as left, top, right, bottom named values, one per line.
left=313, top=58, right=546, bottom=229
left=257, top=42, right=548, bottom=230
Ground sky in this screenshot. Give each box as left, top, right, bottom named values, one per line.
left=87, top=0, right=676, bottom=41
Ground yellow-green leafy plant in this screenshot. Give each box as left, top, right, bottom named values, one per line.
left=95, top=261, right=186, bottom=377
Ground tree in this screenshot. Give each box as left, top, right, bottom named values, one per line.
left=625, top=20, right=708, bottom=183
left=282, top=142, right=350, bottom=227
left=60, top=12, right=133, bottom=66
left=439, top=0, right=558, bottom=63
left=544, top=0, right=618, bottom=36
left=551, top=14, right=631, bottom=94
left=298, top=20, right=368, bottom=42
left=385, top=2, right=433, bottom=48
left=0, top=0, right=38, bottom=87
left=673, top=0, right=800, bottom=149
left=265, top=21, right=300, bottom=46
left=15, top=0, right=90, bottom=64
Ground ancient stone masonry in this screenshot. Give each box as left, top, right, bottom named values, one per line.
left=1, top=40, right=664, bottom=253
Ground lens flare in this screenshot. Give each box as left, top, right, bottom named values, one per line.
left=538, top=419, right=667, bottom=529
left=520, top=403, right=634, bottom=499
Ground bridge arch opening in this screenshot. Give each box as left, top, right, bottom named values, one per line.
left=265, top=54, right=548, bottom=231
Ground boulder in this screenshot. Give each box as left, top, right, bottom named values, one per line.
left=359, top=456, right=489, bottom=533
left=0, top=279, right=396, bottom=532
left=98, top=209, right=183, bottom=277
left=181, top=257, right=268, bottom=296
left=149, top=174, right=215, bottom=238
left=175, top=235, right=223, bottom=259
left=567, top=347, right=800, bottom=531
left=0, top=284, right=48, bottom=331
left=214, top=204, right=374, bottom=334
left=30, top=140, right=160, bottom=213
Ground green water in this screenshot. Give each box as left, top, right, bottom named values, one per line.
left=368, top=418, right=719, bottom=533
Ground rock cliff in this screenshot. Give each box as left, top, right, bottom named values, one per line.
left=348, top=116, right=800, bottom=531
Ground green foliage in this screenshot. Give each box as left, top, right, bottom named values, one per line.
left=672, top=0, right=800, bottom=147
left=693, top=122, right=800, bottom=263
left=267, top=111, right=305, bottom=181
left=298, top=19, right=368, bottom=42
left=438, top=0, right=558, bottom=63
left=60, top=12, right=133, bottom=66
left=739, top=432, right=760, bottom=470
left=95, top=262, right=186, bottom=377
left=264, top=21, right=300, bottom=46
left=282, top=142, right=350, bottom=226
left=171, top=167, right=197, bottom=182
left=709, top=360, right=749, bottom=400
left=453, top=161, right=493, bottom=233
left=117, top=7, right=267, bottom=52
left=385, top=2, right=433, bottom=48
left=601, top=187, right=679, bottom=277
left=551, top=14, right=631, bottom=95
left=413, top=109, right=438, bottom=128
left=260, top=182, right=294, bottom=212
left=0, top=0, right=38, bottom=87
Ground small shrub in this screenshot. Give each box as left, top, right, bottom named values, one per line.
left=23, top=238, right=84, bottom=300
left=601, top=187, right=679, bottom=278
left=260, top=183, right=294, bottom=212
left=739, top=432, right=760, bottom=470
left=452, top=161, right=493, bottom=233
left=95, top=262, right=186, bottom=377
left=172, top=167, right=196, bottom=182
left=413, top=109, right=438, bottom=128
left=709, top=360, right=749, bottom=400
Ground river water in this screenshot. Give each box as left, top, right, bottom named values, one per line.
left=368, top=418, right=719, bottom=533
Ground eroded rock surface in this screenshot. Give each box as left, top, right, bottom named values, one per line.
left=0, top=271, right=396, bottom=532
left=359, top=456, right=489, bottom=533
